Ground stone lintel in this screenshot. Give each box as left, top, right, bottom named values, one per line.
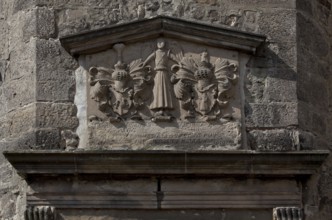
left=4, top=150, right=328, bottom=178
left=60, top=16, right=266, bottom=56
left=26, top=179, right=302, bottom=210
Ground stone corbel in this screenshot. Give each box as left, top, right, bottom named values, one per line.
left=273, top=207, right=303, bottom=220
left=25, top=206, right=57, bottom=220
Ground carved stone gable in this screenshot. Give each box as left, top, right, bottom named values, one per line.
left=61, top=16, right=265, bottom=150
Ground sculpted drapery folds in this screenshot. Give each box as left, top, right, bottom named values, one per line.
left=142, top=38, right=178, bottom=121
left=88, top=40, right=238, bottom=122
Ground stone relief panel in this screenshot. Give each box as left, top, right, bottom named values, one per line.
left=88, top=39, right=238, bottom=123
left=82, top=38, right=242, bottom=150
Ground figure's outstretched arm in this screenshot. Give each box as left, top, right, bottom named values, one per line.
left=89, top=66, right=113, bottom=75
left=143, top=52, right=155, bottom=66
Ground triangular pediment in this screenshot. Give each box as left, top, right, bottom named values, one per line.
left=60, top=16, right=265, bottom=56
left=59, top=16, right=267, bottom=150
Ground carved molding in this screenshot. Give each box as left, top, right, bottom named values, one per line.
left=3, top=151, right=328, bottom=212
left=273, top=207, right=303, bottom=220
left=60, top=16, right=266, bottom=56
left=4, top=150, right=328, bottom=177
left=25, top=206, right=57, bottom=220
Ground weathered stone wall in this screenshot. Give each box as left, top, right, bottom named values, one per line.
left=297, top=0, right=332, bottom=219
left=0, top=1, right=78, bottom=219
left=0, top=0, right=331, bottom=219
left=243, top=1, right=298, bottom=151
left=1, top=1, right=34, bottom=219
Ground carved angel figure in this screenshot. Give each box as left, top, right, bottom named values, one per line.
left=171, top=51, right=238, bottom=121
left=89, top=44, right=151, bottom=121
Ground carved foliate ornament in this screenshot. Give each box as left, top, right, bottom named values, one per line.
left=89, top=40, right=238, bottom=122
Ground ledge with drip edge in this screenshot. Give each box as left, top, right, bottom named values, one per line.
left=60, top=15, right=266, bottom=56
left=3, top=150, right=328, bottom=178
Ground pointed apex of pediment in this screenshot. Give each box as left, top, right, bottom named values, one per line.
left=60, top=16, right=266, bottom=56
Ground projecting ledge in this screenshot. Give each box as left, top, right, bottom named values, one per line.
left=3, top=150, right=328, bottom=179
left=60, top=16, right=266, bottom=56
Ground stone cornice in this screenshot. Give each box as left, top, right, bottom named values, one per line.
left=60, top=16, right=266, bottom=56
left=4, top=150, right=328, bottom=178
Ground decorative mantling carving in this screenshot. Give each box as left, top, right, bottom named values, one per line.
left=172, top=50, right=238, bottom=121
left=89, top=43, right=151, bottom=122
left=25, top=206, right=57, bottom=220
left=273, top=207, right=303, bottom=220
left=89, top=40, right=238, bottom=123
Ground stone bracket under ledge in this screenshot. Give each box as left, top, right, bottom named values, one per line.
left=273, top=207, right=303, bottom=220
left=3, top=150, right=329, bottom=178
left=25, top=206, right=57, bottom=220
